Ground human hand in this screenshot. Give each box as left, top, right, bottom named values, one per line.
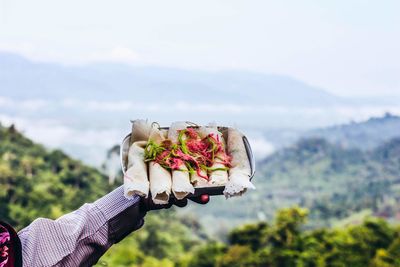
left=140, top=194, right=210, bottom=212
left=107, top=193, right=210, bottom=244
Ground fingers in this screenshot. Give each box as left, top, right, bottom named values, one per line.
left=173, top=198, right=188, bottom=208
left=188, top=194, right=210, bottom=205
left=144, top=194, right=209, bottom=211
left=156, top=202, right=173, bottom=210
left=141, top=196, right=173, bottom=211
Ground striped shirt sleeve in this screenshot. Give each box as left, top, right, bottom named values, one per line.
left=17, top=186, right=144, bottom=267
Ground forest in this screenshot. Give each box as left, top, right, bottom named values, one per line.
left=184, top=135, right=400, bottom=235
left=1, top=124, right=399, bottom=266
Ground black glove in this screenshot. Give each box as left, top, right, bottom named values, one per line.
left=140, top=194, right=210, bottom=211
left=110, top=194, right=210, bottom=243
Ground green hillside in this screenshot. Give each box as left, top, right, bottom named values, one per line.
left=188, top=207, right=400, bottom=267
left=0, top=124, right=112, bottom=228
left=259, top=137, right=400, bottom=224
left=182, top=136, right=400, bottom=235
left=1, top=123, right=400, bottom=266
left=0, top=124, right=207, bottom=265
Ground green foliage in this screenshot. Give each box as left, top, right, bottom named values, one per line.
left=0, top=125, right=112, bottom=229
left=2, top=124, right=400, bottom=266
left=0, top=124, right=206, bottom=266
left=183, top=136, right=400, bottom=235
left=187, top=242, right=226, bottom=267
left=229, top=222, right=268, bottom=251
left=217, top=245, right=256, bottom=267
left=188, top=207, right=400, bottom=267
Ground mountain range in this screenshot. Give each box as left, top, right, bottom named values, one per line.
left=266, top=113, right=400, bottom=152
left=1, top=52, right=400, bottom=106
left=0, top=52, right=346, bottom=105
left=182, top=135, right=400, bottom=238
left=1, top=51, right=399, bottom=166
left=306, top=112, right=400, bottom=150
left=180, top=114, right=400, bottom=237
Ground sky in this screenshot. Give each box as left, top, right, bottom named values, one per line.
left=0, top=0, right=400, bottom=97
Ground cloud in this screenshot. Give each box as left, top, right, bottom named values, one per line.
left=109, top=46, right=138, bottom=62
left=0, top=114, right=122, bottom=148
left=87, top=46, right=139, bottom=64
left=0, top=43, right=139, bottom=65
left=3, top=97, right=400, bottom=124
left=0, top=42, right=71, bottom=64
left=0, top=42, right=36, bottom=58
left=247, top=136, right=275, bottom=160
left=63, top=99, right=400, bottom=121
left=2, top=96, right=400, bottom=166
left=0, top=97, right=48, bottom=111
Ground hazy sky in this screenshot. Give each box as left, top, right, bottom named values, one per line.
left=1, top=0, right=399, bottom=97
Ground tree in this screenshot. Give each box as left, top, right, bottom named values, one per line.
left=228, top=222, right=269, bottom=251
left=188, top=242, right=226, bottom=267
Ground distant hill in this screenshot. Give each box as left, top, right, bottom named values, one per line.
left=263, top=113, right=400, bottom=156
left=305, top=113, right=400, bottom=150
left=2, top=52, right=399, bottom=107
left=0, top=52, right=344, bottom=106
left=182, top=136, right=400, bottom=236
left=2, top=52, right=400, bottom=165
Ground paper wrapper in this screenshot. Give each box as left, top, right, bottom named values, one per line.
left=148, top=127, right=173, bottom=204
left=124, top=141, right=149, bottom=199
left=198, top=126, right=228, bottom=185
left=169, top=122, right=195, bottom=199
left=190, top=169, right=209, bottom=187
left=123, top=119, right=154, bottom=199
left=149, top=162, right=172, bottom=204
left=223, top=128, right=255, bottom=198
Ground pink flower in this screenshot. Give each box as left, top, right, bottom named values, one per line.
left=0, top=245, right=8, bottom=257
left=0, top=232, right=9, bottom=244
left=0, top=245, right=8, bottom=267
left=0, top=257, right=8, bottom=267
left=0, top=227, right=10, bottom=267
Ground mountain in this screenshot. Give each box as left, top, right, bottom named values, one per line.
left=181, top=136, right=400, bottom=236
left=264, top=113, right=400, bottom=157
left=0, top=52, right=345, bottom=106
left=3, top=52, right=400, bottom=107
left=2, top=52, right=400, bottom=165
left=305, top=112, right=400, bottom=150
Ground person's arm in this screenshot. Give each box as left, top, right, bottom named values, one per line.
left=18, top=186, right=145, bottom=267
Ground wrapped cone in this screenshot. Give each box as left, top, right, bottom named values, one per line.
left=223, top=128, right=255, bottom=198
left=168, top=122, right=195, bottom=199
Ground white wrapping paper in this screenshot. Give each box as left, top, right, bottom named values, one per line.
left=148, top=127, right=173, bottom=204
left=124, top=141, right=150, bottom=198
left=124, top=120, right=154, bottom=199
left=223, top=128, right=255, bottom=198
left=198, top=126, right=228, bottom=185
left=168, top=122, right=195, bottom=199
left=149, top=162, right=172, bottom=204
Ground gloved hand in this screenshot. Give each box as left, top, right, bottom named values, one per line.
left=140, top=194, right=210, bottom=211
left=110, top=194, right=210, bottom=244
